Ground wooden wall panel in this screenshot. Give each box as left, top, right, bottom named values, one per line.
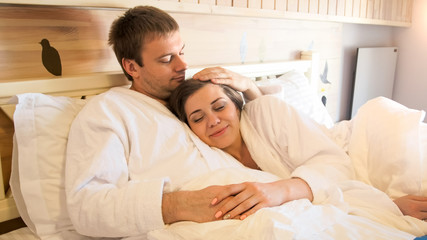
left=298, top=0, right=309, bottom=12
left=373, top=0, right=381, bottom=19
left=0, top=109, right=13, bottom=193
left=233, top=0, right=248, bottom=7
left=308, top=0, right=319, bottom=14
left=199, top=0, right=216, bottom=4
left=366, top=0, right=374, bottom=18
left=262, top=0, right=275, bottom=9
left=402, top=0, right=413, bottom=22
left=0, top=6, right=122, bottom=81
left=248, top=0, right=262, bottom=8
left=180, top=0, right=198, bottom=3
left=345, top=0, right=353, bottom=16
left=275, top=0, right=287, bottom=10
left=336, top=0, right=346, bottom=16
left=287, top=0, right=299, bottom=11
left=360, top=0, right=368, bottom=18
left=217, top=0, right=232, bottom=6
left=353, top=0, right=361, bottom=17
left=328, top=0, right=338, bottom=15
left=318, top=0, right=329, bottom=14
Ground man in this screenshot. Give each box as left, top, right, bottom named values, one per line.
left=65, top=5, right=264, bottom=238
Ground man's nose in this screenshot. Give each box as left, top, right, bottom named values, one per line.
left=175, top=55, right=188, bottom=72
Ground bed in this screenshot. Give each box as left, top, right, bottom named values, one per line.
left=0, top=48, right=426, bottom=239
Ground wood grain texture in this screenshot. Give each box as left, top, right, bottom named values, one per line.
left=0, top=6, right=123, bottom=81
left=0, top=108, right=13, bottom=194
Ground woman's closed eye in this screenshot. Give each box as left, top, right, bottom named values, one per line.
left=213, top=101, right=227, bottom=111
left=190, top=112, right=204, bottom=123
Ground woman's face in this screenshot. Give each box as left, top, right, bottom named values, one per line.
left=184, top=84, right=241, bottom=150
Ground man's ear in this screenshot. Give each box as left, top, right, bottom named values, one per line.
left=122, top=58, right=139, bottom=79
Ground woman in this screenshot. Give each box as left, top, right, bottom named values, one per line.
left=168, top=79, right=354, bottom=221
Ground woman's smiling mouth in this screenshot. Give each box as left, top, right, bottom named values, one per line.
left=210, top=126, right=228, bottom=137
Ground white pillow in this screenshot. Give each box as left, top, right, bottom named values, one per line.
left=256, top=71, right=334, bottom=128
left=11, top=93, right=85, bottom=238
left=348, top=97, right=427, bottom=199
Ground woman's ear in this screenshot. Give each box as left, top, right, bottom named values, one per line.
left=122, top=58, right=139, bottom=79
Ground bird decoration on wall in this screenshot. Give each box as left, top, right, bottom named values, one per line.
left=39, top=38, right=62, bottom=76
left=319, top=61, right=331, bottom=107
left=320, top=61, right=331, bottom=84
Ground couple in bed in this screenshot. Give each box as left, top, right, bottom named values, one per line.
left=65, top=5, right=426, bottom=239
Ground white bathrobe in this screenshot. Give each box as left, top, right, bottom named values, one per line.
left=241, top=95, right=354, bottom=203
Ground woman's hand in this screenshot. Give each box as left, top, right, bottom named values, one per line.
left=393, top=195, right=427, bottom=221
left=211, top=178, right=313, bottom=220
left=192, top=67, right=262, bottom=101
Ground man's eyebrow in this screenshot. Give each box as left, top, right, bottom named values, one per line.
left=157, top=44, right=186, bottom=59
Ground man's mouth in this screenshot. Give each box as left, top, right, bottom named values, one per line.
left=172, top=75, right=185, bottom=82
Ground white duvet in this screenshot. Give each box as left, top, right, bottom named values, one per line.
left=142, top=168, right=416, bottom=240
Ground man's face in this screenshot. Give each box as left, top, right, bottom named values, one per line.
left=130, top=31, right=187, bottom=104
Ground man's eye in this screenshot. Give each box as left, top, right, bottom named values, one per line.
left=160, top=57, right=172, bottom=63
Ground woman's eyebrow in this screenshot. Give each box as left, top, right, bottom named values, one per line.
left=189, top=109, right=202, bottom=118
left=211, top=97, right=225, bottom=105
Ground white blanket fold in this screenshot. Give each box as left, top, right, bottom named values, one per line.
left=347, top=97, right=426, bottom=198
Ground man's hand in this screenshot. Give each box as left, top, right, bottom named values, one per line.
left=393, top=195, right=427, bottom=220
left=192, top=67, right=262, bottom=101
left=162, top=185, right=235, bottom=224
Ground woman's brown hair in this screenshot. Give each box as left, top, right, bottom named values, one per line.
left=168, top=79, right=244, bottom=123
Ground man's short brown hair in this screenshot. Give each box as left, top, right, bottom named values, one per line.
left=108, top=6, right=179, bottom=81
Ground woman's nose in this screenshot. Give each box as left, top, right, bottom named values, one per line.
left=207, top=113, right=220, bottom=127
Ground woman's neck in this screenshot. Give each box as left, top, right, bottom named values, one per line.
left=224, top=138, right=260, bottom=170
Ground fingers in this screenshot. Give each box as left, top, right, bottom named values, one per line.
left=211, top=183, right=247, bottom=205
left=239, top=204, right=265, bottom=220
left=193, top=67, right=230, bottom=81
left=221, top=195, right=263, bottom=220
left=213, top=182, right=268, bottom=220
